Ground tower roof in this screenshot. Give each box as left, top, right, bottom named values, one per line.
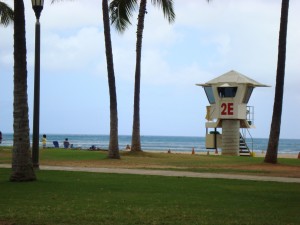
left=197, top=70, right=270, bottom=87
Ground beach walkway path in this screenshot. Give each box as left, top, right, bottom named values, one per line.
left=1, top=164, right=299, bottom=183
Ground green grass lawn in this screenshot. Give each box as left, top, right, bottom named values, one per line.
left=0, top=168, right=300, bottom=225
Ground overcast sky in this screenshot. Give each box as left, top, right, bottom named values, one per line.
left=0, top=0, right=299, bottom=139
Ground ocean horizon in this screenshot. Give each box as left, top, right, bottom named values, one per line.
left=1, top=133, right=299, bottom=155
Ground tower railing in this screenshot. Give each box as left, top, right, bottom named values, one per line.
left=246, top=106, right=254, bottom=125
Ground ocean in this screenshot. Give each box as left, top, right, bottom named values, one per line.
left=1, top=133, right=300, bottom=154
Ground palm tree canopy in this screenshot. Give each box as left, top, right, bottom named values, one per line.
left=109, top=0, right=175, bottom=33
left=109, top=0, right=138, bottom=33
left=151, top=0, right=175, bottom=23
left=0, top=1, right=14, bottom=26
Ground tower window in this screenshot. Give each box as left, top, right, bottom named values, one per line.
left=217, top=87, right=237, bottom=98
left=204, top=86, right=215, bottom=104
left=243, top=86, right=254, bottom=103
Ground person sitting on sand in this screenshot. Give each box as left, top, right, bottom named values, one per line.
left=126, top=144, right=131, bottom=150
left=63, top=138, right=70, bottom=149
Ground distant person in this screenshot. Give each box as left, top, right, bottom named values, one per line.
left=42, top=134, right=47, bottom=148
left=126, top=144, right=131, bottom=150
left=63, top=138, right=70, bottom=149
left=0, top=131, right=2, bottom=144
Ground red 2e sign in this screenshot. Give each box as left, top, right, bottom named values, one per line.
left=221, top=103, right=234, bottom=115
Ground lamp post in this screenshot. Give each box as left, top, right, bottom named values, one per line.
left=31, top=0, right=44, bottom=169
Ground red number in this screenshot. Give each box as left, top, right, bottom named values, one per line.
left=221, top=103, right=227, bottom=115
left=228, top=103, right=234, bottom=115
left=221, top=103, right=234, bottom=115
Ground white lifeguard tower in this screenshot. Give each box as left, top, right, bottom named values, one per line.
left=197, top=70, right=269, bottom=156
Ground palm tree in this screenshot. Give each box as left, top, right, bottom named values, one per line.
left=0, top=1, right=14, bottom=26
left=110, top=0, right=175, bottom=152
left=102, top=0, right=120, bottom=159
left=264, top=0, right=290, bottom=164
left=51, top=0, right=120, bottom=159
left=10, top=0, right=36, bottom=181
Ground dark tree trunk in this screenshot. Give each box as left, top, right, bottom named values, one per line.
left=264, top=0, right=289, bottom=164
left=102, top=0, right=120, bottom=159
left=10, top=0, right=36, bottom=181
left=131, top=0, right=147, bottom=152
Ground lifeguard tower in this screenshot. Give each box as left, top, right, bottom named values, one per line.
left=197, top=70, right=269, bottom=156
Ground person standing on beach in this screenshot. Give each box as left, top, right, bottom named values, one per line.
left=42, top=134, right=47, bottom=149
left=0, top=131, right=2, bottom=144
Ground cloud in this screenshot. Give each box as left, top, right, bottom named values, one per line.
left=40, top=27, right=104, bottom=74
left=37, top=0, right=102, bottom=31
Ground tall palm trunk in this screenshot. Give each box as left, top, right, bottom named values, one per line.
left=264, top=0, right=289, bottom=164
left=131, top=0, right=147, bottom=152
left=102, top=0, right=120, bottom=159
left=10, top=0, right=36, bottom=181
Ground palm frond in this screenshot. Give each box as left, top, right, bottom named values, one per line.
left=0, top=2, right=14, bottom=27
left=151, top=0, right=175, bottom=23
left=109, top=0, right=138, bottom=33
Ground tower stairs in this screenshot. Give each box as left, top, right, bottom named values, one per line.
left=239, top=131, right=253, bottom=156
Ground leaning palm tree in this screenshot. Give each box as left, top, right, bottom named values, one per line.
left=10, top=0, right=36, bottom=181
left=110, top=0, right=175, bottom=152
left=264, top=0, right=290, bottom=164
left=51, top=0, right=120, bottom=159
left=0, top=1, right=14, bottom=26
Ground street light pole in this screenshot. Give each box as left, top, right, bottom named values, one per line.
left=31, top=0, right=44, bottom=169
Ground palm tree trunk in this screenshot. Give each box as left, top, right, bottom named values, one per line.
left=10, top=0, right=36, bottom=181
left=102, top=0, right=120, bottom=159
left=264, top=0, right=289, bottom=164
left=131, top=0, right=147, bottom=152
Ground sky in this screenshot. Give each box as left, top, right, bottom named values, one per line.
left=0, top=0, right=299, bottom=139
